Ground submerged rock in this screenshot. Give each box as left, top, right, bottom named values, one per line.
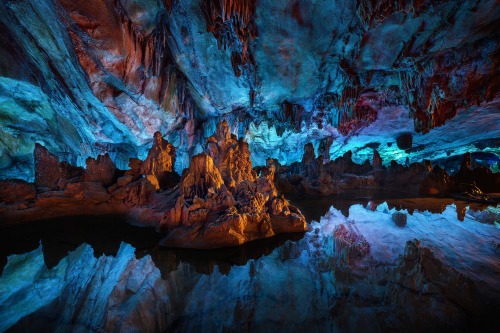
left=392, top=212, right=407, bottom=227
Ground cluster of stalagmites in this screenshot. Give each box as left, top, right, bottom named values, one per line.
left=0, top=121, right=306, bottom=249
left=272, top=143, right=500, bottom=202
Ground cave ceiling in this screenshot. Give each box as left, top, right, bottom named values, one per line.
left=0, top=0, right=499, bottom=179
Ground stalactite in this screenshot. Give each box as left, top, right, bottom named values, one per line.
left=199, top=0, right=257, bottom=80
left=280, top=101, right=303, bottom=132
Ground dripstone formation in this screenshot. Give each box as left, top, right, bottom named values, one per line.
left=0, top=121, right=307, bottom=249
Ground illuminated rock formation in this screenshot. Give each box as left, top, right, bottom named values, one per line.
left=274, top=143, right=500, bottom=202
left=206, top=120, right=255, bottom=188
left=139, top=132, right=177, bottom=189
left=82, top=153, right=116, bottom=187
left=180, top=153, right=224, bottom=199
left=34, top=144, right=83, bottom=190
left=160, top=126, right=307, bottom=248
left=2, top=127, right=306, bottom=249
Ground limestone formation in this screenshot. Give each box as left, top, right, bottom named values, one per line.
left=2, top=129, right=307, bottom=249
left=180, top=153, right=224, bottom=199
left=34, top=144, right=83, bottom=190
left=140, top=132, right=177, bottom=189
left=274, top=143, right=500, bottom=203
left=206, top=120, right=255, bottom=188
left=161, top=133, right=307, bottom=248
left=82, top=153, right=116, bottom=187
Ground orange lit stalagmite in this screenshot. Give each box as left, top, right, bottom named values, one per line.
left=140, top=132, right=177, bottom=189
left=0, top=124, right=307, bottom=249
left=160, top=120, right=307, bottom=248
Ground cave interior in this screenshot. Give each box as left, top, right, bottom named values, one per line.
left=0, top=0, right=499, bottom=332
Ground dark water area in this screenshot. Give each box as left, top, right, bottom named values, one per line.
left=0, top=215, right=162, bottom=276
left=286, top=189, right=499, bottom=222
left=0, top=214, right=305, bottom=277
left=1, top=193, right=499, bottom=332
left=1, top=190, right=497, bottom=277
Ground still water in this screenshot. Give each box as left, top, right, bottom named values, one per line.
left=1, top=192, right=499, bottom=332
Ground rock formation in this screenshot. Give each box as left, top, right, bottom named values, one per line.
left=34, top=144, right=83, bottom=190
left=82, top=153, right=116, bottom=187
left=206, top=120, right=255, bottom=188
left=180, top=153, right=224, bottom=199
left=160, top=125, right=307, bottom=248
left=140, top=132, right=177, bottom=189
left=1, top=126, right=306, bottom=249
left=273, top=143, right=500, bottom=204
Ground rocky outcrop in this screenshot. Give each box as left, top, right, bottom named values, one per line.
left=34, top=144, right=83, bottom=190
left=206, top=120, right=255, bottom=188
left=159, top=128, right=307, bottom=248
left=0, top=179, right=36, bottom=205
left=1, top=125, right=306, bottom=249
left=180, top=153, right=224, bottom=199
left=1, top=133, right=180, bottom=226
left=274, top=143, right=500, bottom=203
left=82, top=153, right=116, bottom=187
left=140, top=132, right=177, bottom=189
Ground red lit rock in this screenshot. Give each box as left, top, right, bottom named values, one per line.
left=34, top=143, right=83, bottom=190
left=82, top=153, right=116, bottom=187
left=0, top=179, right=36, bottom=204
left=159, top=126, right=307, bottom=248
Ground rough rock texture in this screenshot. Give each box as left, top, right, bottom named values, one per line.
left=275, top=144, right=500, bottom=204
left=0, top=179, right=36, bottom=204
left=34, top=143, right=83, bottom=190
left=160, top=127, right=307, bottom=248
left=82, top=153, right=116, bottom=187
left=139, top=132, right=177, bottom=189
left=206, top=120, right=255, bottom=188
left=2, top=127, right=306, bottom=249
left=1, top=0, right=499, bottom=181
left=392, top=212, right=407, bottom=227
left=180, top=153, right=224, bottom=199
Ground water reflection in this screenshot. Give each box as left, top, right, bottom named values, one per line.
left=0, top=215, right=305, bottom=277
left=286, top=189, right=500, bottom=222
left=1, top=198, right=499, bottom=332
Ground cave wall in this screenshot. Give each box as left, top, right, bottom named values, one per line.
left=0, top=0, right=499, bottom=180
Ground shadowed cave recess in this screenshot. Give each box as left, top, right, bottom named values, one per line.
left=0, top=0, right=500, bottom=332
